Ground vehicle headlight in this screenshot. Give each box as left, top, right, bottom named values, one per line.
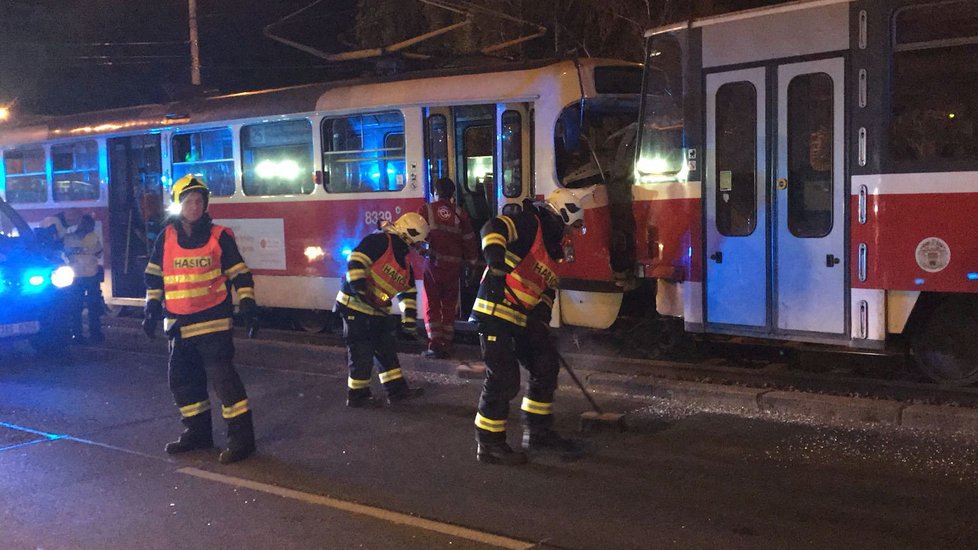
left=51, top=266, right=75, bottom=288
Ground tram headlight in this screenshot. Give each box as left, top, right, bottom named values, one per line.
left=304, top=246, right=325, bottom=262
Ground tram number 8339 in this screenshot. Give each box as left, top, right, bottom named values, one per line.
left=364, top=210, right=393, bottom=227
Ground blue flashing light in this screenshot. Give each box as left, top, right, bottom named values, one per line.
left=369, top=171, right=381, bottom=183
left=22, top=269, right=49, bottom=294
left=914, top=278, right=925, bottom=285
left=341, top=247, right=353, bottom=259
left=968, top=272, right=978, bottom=281
left=687, top=247, right=693, bottom=258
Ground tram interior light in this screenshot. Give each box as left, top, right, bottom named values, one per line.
left=256, top=159, right=301, bottom=180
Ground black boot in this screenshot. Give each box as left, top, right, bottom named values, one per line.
left=347, top=392, right=384, bottom=408
left=522, top=428, right=585, bottom=461
left=219, top=411, right=255, bottom=464
left=387, top=386, right=424, bottom=404
left=164, top=413, right=214, bottom=454
left=477, top=441, right=528, bottom=465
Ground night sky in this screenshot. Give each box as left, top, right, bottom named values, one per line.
left=0, top=0, right=358, bottom=116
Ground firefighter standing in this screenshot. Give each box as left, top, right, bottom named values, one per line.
left=470, top=188, right=589, bottom=465
left=335, top=213, right=429, bottom=407
left=63, top=214, right=104, bottom=343
left=417, top=177, right=478, bottom=359
left=143, top=175, right=259, bottom=464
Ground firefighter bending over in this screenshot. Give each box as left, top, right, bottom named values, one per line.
left=143, top=175, right=260, bottom=464
left=470, top=188, right=589, bottom=465
left=335, top=212, right=429, bottom=407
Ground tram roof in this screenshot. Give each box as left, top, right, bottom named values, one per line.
left=644, top=0, right=854, bottom=38
left=0, top=57, right=635, bottom=146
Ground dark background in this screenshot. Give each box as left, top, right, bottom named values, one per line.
left=0, top=0, right=785, bottom=117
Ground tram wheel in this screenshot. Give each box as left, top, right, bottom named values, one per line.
left=293, top=310, right=331, bottom=333
left=911, top=296, right=978, bottom=386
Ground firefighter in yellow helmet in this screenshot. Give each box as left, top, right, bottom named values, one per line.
left=334, top=212, right=429, bottom=407
left=143, top=175, right=259, bottom=464
left=469, top=187, right=590, bottom=465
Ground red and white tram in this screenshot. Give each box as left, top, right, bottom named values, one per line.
left=0, top=59, right=642, bottom=333
left=635, top=0, right=978, bottom=383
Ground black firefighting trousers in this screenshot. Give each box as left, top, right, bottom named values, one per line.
left=168, top=330, right=249, bottom=423
left=475, top=317, right=559, bottom=444
left=342, top=311, right=409, bottom=397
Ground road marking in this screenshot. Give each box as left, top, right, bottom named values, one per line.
left=178, top=467, right=534, bottom=550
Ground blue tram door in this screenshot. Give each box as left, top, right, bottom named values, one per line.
left=106, top=135, right=163, bottom=301
left=705, top=58, right=846, bottom=336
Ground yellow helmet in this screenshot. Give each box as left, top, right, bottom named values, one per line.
left=171, top=174, right=209, bottom=203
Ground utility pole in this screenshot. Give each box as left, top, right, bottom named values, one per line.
left=189, top=0, right=201, bottom=85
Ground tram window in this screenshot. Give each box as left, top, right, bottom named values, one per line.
left=501, top=111, right=522, bottom=198
left=426, top=114, right=448, bottom=187
left=555, top=100, right=640, bottom=189
left=890, top=0, right=978, bottom=164
left=51, top=141, right=99, bottom=202
left=322, top=111, right=406, bottom=193
left=3, top=148, right=47, bottom=204
left=714, top=82, right=757, bottom=237
left=241, top=119, right=314, bottom=196
left=787, top=73, right=834, bottom=239
left=594, top=66, right=644, bottom=95
left=171, top=129, right=235, bottom=197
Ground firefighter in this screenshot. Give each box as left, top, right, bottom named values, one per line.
left=335, top=212, right=429, bottom=407
left=63, top=214, right=104, bottom=343
left=417, top=177, right=478, bottom=359
left=143, top=175, right=259, bottom=464
left=470, top=188, right=589, bottom=465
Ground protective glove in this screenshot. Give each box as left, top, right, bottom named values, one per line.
left=240, top=298, right=259, bottom=339
left=143, top=300, right=162, bottom=340
left=487, top=260, right=508, bottom=278
left=399, top=321, right=418, bottom=341
left=529, top=303, right=553, bottom=326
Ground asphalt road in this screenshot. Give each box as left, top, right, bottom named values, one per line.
left=2, top=335, right=978, bottom=549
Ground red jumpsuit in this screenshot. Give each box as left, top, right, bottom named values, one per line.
left=418, top=199, right=478, bottom=354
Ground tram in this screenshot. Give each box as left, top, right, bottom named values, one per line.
left=635, top=0, right=978, bottom=384
left=0, top=58, right=643, bottom=333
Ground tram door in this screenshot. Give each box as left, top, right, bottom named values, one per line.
left=423, top=104, right=497, bottom=319
left=106, top=135, right=163, bottom=301
left=705, top=58, right=845, bottom=335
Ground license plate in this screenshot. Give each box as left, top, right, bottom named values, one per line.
left=0, top=321, right=40, bottom=338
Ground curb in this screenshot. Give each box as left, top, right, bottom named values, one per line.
left=584, top=371, right=978, bottom=437
left=97, top=325, right=978, bottom=438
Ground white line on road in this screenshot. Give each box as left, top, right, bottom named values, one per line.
left=178, top=467, right=535, bottom=550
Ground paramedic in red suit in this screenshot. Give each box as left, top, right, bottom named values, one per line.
left=418, top=177, right=478, bottom=359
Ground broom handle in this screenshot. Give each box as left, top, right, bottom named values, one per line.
left=556, top=351, right=604, bottom=415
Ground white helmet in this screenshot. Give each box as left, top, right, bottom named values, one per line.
left=385, top=212, right=430, bottom=245
left=545, top=188, right=588, bottom=228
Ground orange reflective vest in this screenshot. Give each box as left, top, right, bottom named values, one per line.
left=503, top=224, right=559, bottom=310
left=163, top=225, right=228, bottom=315
left=363, top=234, right=412, bottom=310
